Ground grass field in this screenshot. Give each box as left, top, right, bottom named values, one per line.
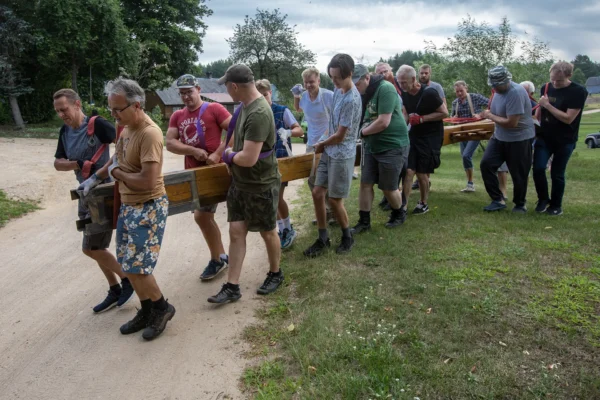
left=241, top=114, right=600, bottom=399
left=0, top=190, right=39, bottom=227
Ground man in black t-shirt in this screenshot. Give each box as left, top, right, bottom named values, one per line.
left=53, top=88, right=134, bottom=314
left=396, top=65, right=448, bottom=215
left=533, top=61, right=588, bottom=216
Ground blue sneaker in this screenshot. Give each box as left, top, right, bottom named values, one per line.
left=117, top=279, right=135, bottom=307
left=93, top=290, right=119, bottom=313
left=281, top=227, right=297, bottom=249
left=483, top=200, right=507, bottom=212
left=200, top=257, right=229, bottom=281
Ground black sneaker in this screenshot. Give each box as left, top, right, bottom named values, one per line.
left=378, top=197, right=389, bottom=209
left=351, top=221, right=371, bottom=234
left=120, top=308, right=151, bottom=335
left=545, top=207, right=563, bottom=216
left=200, top=257, right=228, bottom=281
left=535, top=199, right=549, bottom=213
left=142, top=302, right=176, bottom=341
left=412, top=202, right=429, bottom=215
left=257, top=271, right=285, bottom=295
left=336, top=236, right=354, bottom=254
left=207, top=283, right=242, bottom=304
left=303, top=237, right=331, bottom=258
left=117, top=280, right=135, bottom=307
left=411, top=180, right=419, bottom=190
left=93, top=290, right=120, bottom=313
left=512, top=205, right=527, bottom=213
left=385, top=208, right=406, bottom=228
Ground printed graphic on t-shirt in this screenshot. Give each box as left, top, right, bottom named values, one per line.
left=179, top=116, right=205, bottom=147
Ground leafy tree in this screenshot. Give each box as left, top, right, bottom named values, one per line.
left=227, top=8, right=316, bottom=101
left=0, top=6, right=36, bottom=128
left=319, top=73, right=334, bottom=91
left=380, top=50, right=424, bottom=71
left=571, top=68, right=587, bottom=85
left=120, top=0, right=213, bottom=89
left=572, top=54, right=600, bottom=79
left=196, top=58, right=232, bottom=79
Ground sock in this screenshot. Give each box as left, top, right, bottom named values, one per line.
left=283, top=216, right=292, bottom=230
left=120, top=277, right=130, bottom=287
left=110, top=283, right=122, bottom=295
left=271, top=269, right=282, bottom=276
left=342, top=227, right=352, bottom=238
left=152, top=295, right=168, bottom=311
left=318, top=228, right=329, bottom=242
left=227, top=282, right=240, bottom=290
left=391, top=207, right=402, bottom=216
left=359, top=210, right=370, bottom=224
left=140, top=299, right=152, bottom=314
left=277, top=219, right=285, bottom=233
left=219, top=253, right=228, bottom=263
left=468, top=181, right=473, bottom=185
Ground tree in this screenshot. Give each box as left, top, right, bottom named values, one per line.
left=380, top=50, right=424, bottom=71
left=572, top=54, right=600, bottom=79
left=571, top=68, right=587, bottom=85
left=121, top=0, right=213, bottom=89
left=196, top=59, right=232, bottom=79
left=227, top=9, right=316, bottom=100
left=0, top=6, right=36, bottom=128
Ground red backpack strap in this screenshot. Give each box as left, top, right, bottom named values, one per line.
left=87, top=116, right=98, bottom=136
left=80, top=116, right=107, bottom=179
left=544, top=83, right=549, bottom=95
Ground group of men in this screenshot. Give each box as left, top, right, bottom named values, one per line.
left=53, top=54, right=587, bottom=340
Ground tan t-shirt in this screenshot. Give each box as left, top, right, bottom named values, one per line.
left=116, top=114, right=166, bottom=204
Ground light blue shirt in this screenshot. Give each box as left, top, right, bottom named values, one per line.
left=325, top=86, right=362, bottom=160
left=299, top=88, right=333, bottom=146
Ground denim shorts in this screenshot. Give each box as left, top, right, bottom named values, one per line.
left=116, top=195, right=168, bottom=275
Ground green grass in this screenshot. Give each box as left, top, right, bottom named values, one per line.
left=241, top=114, right=600, bottom=399
left=0, top=117, right=63, bottom=139
left=0, top=190, right=39, bottom=227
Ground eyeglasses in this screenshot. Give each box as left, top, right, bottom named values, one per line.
left=179, top=91, right=195, bottom=98
left=108, top=103, right=133, bottom=114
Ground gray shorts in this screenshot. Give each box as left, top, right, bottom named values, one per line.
left=498, top=162, right=509, bottom=173
left=314, top=152, right=355, bottom=199
left=361, top=147, right=408, bottom=191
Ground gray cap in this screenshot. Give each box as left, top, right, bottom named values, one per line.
left=217, top=64, right=255, bottom=85
left=487, top=65, right=512, bottom=87
left=352, top=64, right=369, bottom=84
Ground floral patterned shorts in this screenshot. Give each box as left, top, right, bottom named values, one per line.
left=116, top=195, right=168, bottom=275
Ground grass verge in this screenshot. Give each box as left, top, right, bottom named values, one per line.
left=0, top=190, right=39, bottom=227
left=241, top=114, right=600, bottom=399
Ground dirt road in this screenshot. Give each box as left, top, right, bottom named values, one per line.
left=0, top=138, right=304, bottom=400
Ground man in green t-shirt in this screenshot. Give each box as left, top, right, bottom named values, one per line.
left=207, top=64, right=284, bottom=305
left=351, top=64, right=410, bottom=232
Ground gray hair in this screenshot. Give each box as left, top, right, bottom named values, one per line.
left=396, top=65, right=416, bottom=80
left=375, top=62, right=392, bottom=70
left=105, top=77, right=146, bottom=107
left=520, top=81, right=535, bottom=95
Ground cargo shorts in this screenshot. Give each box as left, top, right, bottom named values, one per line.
left=227, top=183, right=279, bottom=232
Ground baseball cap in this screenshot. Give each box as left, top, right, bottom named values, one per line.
left=487, top=65, right=512, bottom=87
left=352, top=64, right=369, bottom=84
left=176, top=74, right=198, bottom=88
left=217, top=64, right=255, bottom=85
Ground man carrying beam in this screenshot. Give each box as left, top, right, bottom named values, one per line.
left=53, top=88, right=134, bottom=314
left=256, top=79, right=304, bottom=249
left=303, top=54, right=362, bottom=257
left=208, top=64, right=284, bottom=304
left=165, top=74, right=232, bottom=281
left=78, top=78, right=175, bottom=340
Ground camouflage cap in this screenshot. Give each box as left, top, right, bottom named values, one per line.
left=176, top=74, right=198, bottom=89
left=352, top=64, right=369, bottom=84
left=487, top=65, right=512, bottom=87
left=217, top=64, right=254, bottom=85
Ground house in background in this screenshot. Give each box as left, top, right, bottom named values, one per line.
left=145, top=73, right=236, bottom=118
left=585, top=77, right=600, bottom=95
left=146, top=72, right=280, bottom=119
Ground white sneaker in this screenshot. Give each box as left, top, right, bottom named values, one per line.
left=461, top=183, right=475, bottom=192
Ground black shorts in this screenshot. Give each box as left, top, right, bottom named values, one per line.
left=407, top=135, right=442, bottom=174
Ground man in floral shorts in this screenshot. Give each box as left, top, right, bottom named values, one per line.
left=78, top=77, right=175, bottom=341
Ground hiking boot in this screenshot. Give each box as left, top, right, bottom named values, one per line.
left=93, top=290, right=119, bottom=313
left=200, top=257, right=228, bottom=281
left=378, top=197, right=389, bottom=209
left=545, top=207, right=563, bottom=216
left=535, top=199, right=549, bottom=213
left=120, top=308, right=151, bottom=335
left=257, top=271, right=285, bottom=295
left=303, top=237, right=331, bottom=258
left=483, top=200, right=506, bottom=212
left=117, top=280, right=135, bottom=308
left=142, top=302, right=176, bottom=341
left=385, top=208, right=406, bottom=228
left=207, top=283, right=242, bottom=304
left=512, top=205, right=528, bottom=213
left=336, top=236, right=355, bottom=254
left=281, top=227, right=297, bottom=250
left=351, top=211, right=371, bottom=234
left=412, top=201, right=429, bottom=215
left=461, top=182, right=475, bottom=192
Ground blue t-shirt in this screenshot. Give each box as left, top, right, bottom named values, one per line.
left=325, top=86, right=362, bottom=160
left=490, top=82, right=535, bottom=142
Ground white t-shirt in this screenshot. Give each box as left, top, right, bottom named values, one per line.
left=299, top=88, right=334, bottom=146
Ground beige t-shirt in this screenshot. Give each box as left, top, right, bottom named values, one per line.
left=116, top=114, right=166, bottom=204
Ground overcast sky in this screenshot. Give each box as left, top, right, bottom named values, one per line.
left=201, top=0, right=600, bottom=72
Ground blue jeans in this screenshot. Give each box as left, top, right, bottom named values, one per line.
left=460, top=140, right=480, bottom=170
left=532, top=138, right=576, bottom=208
